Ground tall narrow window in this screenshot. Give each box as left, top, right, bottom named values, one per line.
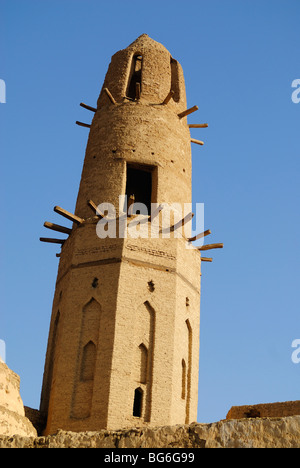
left=133, top=387, right=143, bottom=417
left=170, top=58, right=180, bottom=103
left=127, top=54, right=143, bottom=100
left=126, top=164, right=153, bottom=213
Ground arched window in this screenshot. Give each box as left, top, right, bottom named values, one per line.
left=133, top=387, right=143, bottom=417
left=127, top=54, right=143, bottom=100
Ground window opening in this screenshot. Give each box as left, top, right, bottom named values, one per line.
left=127, top=55, right=143, bottom=100
left=133, top=387, right=143, bottom=417
left=126, top=164, right=152, bottom=214
left=170, top=58, right=180, bottom=103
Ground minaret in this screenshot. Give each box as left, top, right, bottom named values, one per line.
left=39, top=34, right=220, bottom=435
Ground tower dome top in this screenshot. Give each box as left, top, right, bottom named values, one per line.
left=126, top=34, right=170, bottom=55
left=99, top=34, right=186, bottom=106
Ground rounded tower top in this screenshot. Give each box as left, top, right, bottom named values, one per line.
left=74, top=34, right=194, bottom=220
left=126, top=33, right=170, bottom=54
left=97, top=34, right=187, bottom=108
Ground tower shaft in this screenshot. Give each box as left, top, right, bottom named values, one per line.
left=40, top=35, right=201, bottom=434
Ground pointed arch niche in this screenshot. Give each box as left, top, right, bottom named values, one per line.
left=132, top=301, right=155, bottom=422
left=71, top=298, right=102, bottom=419
left=185, top=319, right=192, bottom=424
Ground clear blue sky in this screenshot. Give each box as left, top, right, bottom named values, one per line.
left=0, top=0, right=299, bottom=424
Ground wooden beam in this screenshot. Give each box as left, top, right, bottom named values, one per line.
left=201, top=257, right=213, bottom=262
left=80, top=102, right=97, bottom=112
left=162, top=90, right=174, bottom=105
left=188, top=229, right=211, bottom=242
left=87, top=199, right=98, bottom=213
left=167, top=212, right=194, bottom=233
left=135, top=82, right=141, bottom=100
left=191, top=138, right=204, bottom=146
left=178, top=105, right=198, bottom=119
left=40, top=237, right=65, bottom=245
left=198, top=243, right=224, bottom=251
left=87, top=200, right=104, bottom=218
left=149, top=204, right=164, bottom=221
left=76, top=121, right=91, bottom=128
left=54, top=206, right=84, bottom=225
left=44, top=222, right=72, bottom=235
left=188, top=124, right=208, bottom=128
left=104, top=87, right=116, bottom=105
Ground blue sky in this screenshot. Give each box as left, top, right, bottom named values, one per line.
left=0, top=0, right=299, bottom=424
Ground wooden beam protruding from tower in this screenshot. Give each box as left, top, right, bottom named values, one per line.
left=40, top=238, right=65, bottom=245
left=80, top=102, right=97, bottom=112
left=104, top=87, right=117, bottom=105
left=149, top=204, right=164, bottom=221
left=191, top=138, right=204, bottom=146
left=201, top=257, right=213, bottom=262
left=188, top=124, right=208, bottom=128
left=188, top=229, right=211, bottom=242
left=44, top=222, right=72, bottom=235
left=171, top=212, right=194, bottom=232
left=87, top=200, right=104, bottom=218
left=198, top=243, right=224, bottom=251
left=54, top=206, right=84, bottom=225
left=178, top=105, right=198, bottom=119
left=76, top=121, right=91, bottom=128
left=162, top=90, right=174, bottom=105
left=161, top=212, right=194, bottom=234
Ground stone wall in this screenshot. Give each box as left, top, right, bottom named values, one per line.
left=0, top=416, right=299, bottom=448
left=0, top=362, right=37, bottom=437
left=227, top=401, right=300, bottom=420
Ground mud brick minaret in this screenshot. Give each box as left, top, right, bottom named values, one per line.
left=39, top=34, right=221, bottom=435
